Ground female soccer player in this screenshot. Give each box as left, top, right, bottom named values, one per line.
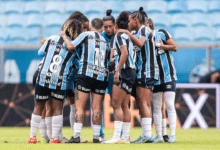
left=103, top=11, right=136, bottom=144
left=117, top=7, right=158, bottom=143
left=28, top=19, right=82, bottom=144
left=145, top=18, right=177, bottom=143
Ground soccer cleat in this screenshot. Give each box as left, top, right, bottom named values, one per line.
left=66, top=136, right=80, bottom=143
left=131, top=136, right=151, bottom=143
left=142, top=136, right=154, bottom=143
left=168, top=135, right=175, bottom=143
left=154, top=136, right=164, bottom=143
left=50, top=138, right=63, bottom=144
left=41, top=136, right=50, bottom=144
left=121, top=139, right=130, bottom=144
left=80, top=137, right=88, bottom=143
left=27, top=136, right=37, bottom=144
left=60, top=136, right=68, bottom=143
left=99, top=135, right=106, bottom=142
left=93, top=139, right=101, bottom=143
left=102, top=136, right=121, bottom=144
left=163, top=135, right=169, bottom=142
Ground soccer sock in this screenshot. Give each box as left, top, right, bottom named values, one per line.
left=52, top=115, right=63, bottom=140
left=59, top=120, right=64, bottom=139
left=73, top=122, right=83, bottom=138
left=93, top=125, right=101, bottom=140
left=162, top=118, right=167, bottom=136
left=152, top=92, right=163, bottom=138
left=121, top=122, right=131, bottom=140
left=140, top=116, right=145, bottom=137
left=45, top=117, right=52, bottom=139
left=30, top=113, right=41, bottom=138
left=113, top=121, right=123, bottom=138
left=39, top=119, right=47, bottom=139
left=69, top=104, right=75, bottom=134
left=142, top=118, right=152, bottom=137
left=164, top=92, right=176, bottom=136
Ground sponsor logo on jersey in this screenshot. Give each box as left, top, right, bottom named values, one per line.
left=51, top=92, right=64, bottom=99
left=36, top=94, right=48, bottom=100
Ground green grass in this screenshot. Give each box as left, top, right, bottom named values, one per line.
left=0, top=127, right=220, bottom=150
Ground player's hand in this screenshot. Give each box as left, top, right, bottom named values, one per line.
left=110, top=58, right=115, bottom=63
left=59, top=31, right=66, bottom=37
left=114, top=71, right=120, bottom=84
left=41, top=37, right=48, bottom=45
left=117, top=29, right=128, bottom=34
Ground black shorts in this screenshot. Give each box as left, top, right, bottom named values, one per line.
left=153, top=81, right=176, bottom=93
left=32, top=69, right=39, bottom=86
left=66, top=89, right=75, bottom=98
left=35, top=84, right=66, bottom=101
left=114, top=69, right=136, bottom=94
left=136, top=78, right=156, bottom=92
left=75, top=75, right=109, bottom=95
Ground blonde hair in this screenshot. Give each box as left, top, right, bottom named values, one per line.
left=63, top=19, right=82, bottom=40
left=145, top=18, right=155, bottom=30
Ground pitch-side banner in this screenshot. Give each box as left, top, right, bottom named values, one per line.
left=0, top=83, right=219, bottom=129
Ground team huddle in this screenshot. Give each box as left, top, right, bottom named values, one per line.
left=28, top=6, right=178, bottom=144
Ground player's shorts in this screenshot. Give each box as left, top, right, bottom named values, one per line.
left=105, top=75, right=114, bottom=95
left=66, top=89, right=75, bottom=98
left=114, top=68, right=136, bottom=94
left=32, top=69, right=39, bottom=86
left=75, top=74, right=109, bottom=95
left=136, top=78, right=156, bottom=92
left=153, top=81, right=176, bottom=93
left=35, top=84, right=66, bottom=101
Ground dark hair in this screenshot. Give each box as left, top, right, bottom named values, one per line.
left=145, top=18, right=155, bottom=30
left=63, top=19, right=82, bottom=40
left=130, top=7, right=148, bottom=24
left=116, top=11, right=130, bottom=29
left=61, top=11, right=89, bottom=30
left=91, top=18, right=103, bottom=30
left=102, top=9, right=115, bottom=24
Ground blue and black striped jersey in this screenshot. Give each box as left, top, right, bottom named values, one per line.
left=112, top=33, right=136, bottom=70
left=154, top=29, right=177, bottom=85
left=135, top=25, right=159, bottom=80
left=37, top=35, right=78, bottom=90
left=71, top=31, right=109, bottom=81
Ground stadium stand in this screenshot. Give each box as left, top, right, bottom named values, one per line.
left=7, top=15, right=26, bottom=28
left=194, top=27, right=215, bottom=43
left=147, top=1, right=167, bottom=14
left=27, top=14, right=45, bottom=28
left=208, top=1, right=220, bottom=13
left=4, top=2, right=23, bottom=15
left=187, top=1, right=208, bottom=13
left=8, top=28, right=27, bottom=44
left=174, top=27, right=194, bottom=43
left=65, top=1, right=85, bottom=15
left=170, top=14, right=191, bottom=28
left=85, top=2, right=104, bottom=15
left=192, top=14, right=211, bottom=27
left=167, top=1, right=187, bottom=14
left=24, top=1, right=44, bottom=15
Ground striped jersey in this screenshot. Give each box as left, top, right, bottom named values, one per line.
left=112, top=33, right=136, bottom=70
left=71, top=31, right=109, bottom=81
left=154, top=29, right=177, bottom=85
left=37, top=35, right=78, bottom=90
left=134, top=25, right=159, bottom=80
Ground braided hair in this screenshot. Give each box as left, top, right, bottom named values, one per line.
left=63, top=19, right=82, bottom=40
left=145, top=18, right=155, bottom=30
left=116, top=11, right=131, bottom=29
left=102, top=9, right=115, bottom=23
left=130, top=7, right=148, bottom=24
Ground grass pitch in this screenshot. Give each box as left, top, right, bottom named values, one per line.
left=0, top=127, right=220, bottom=150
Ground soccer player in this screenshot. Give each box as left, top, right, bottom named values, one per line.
left=28, top=19, right=83, bottom=144
left=117, top=7, right=158, bottom=143
left=98, top=9, right=116, bottom=142
left=103, top=11, right=136, bottom=144
left=145, top=18, right=177, bottom=143
left=60, top=18, right=109, bottom=143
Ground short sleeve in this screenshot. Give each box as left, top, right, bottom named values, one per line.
left=38, top=37, right=51, bottom=57
left=158, top=29, right=172, bottom=41
left=116, top=33, right=127, bottom=48
left=71, top=32, right=88, bottom=49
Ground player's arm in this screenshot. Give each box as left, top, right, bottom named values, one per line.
left=38, top=38, right=50, bottom=56
left=211, top=72, right=220, bottom=83
left=41, top=37, right=48, bottom=45
left=59, top=31, right=75, bottom=50
left=117, top=29, right=146, bottom=48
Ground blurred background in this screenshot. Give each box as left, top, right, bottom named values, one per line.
left=0, top=0, right=220, bottom=129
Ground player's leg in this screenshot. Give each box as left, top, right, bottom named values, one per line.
left=66, top=91, right=75, bottom=135
left=39, top=108, right=50, bottom=143
left=162, top=93, right=169, bottom=142
left=45, top=98, right=53, bottom=140
left=164, top=81, right=176, bottom=143
left=152, top=85, right=163, bottom=143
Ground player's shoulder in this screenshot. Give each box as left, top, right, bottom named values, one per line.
left=158, top=29, right=172, bottom=39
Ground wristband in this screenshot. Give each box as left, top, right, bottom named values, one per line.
left=155, top=42, right=161, bottom=48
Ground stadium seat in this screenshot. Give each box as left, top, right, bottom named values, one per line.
left=192, top=14, right=211, bottom=27
left=146, top=1, right=167, bottom=14
left=7, top=15, right=26, bottom=28
left=45, top=2, right=65, bottom=14
left=27, top=28, right=41, bottom=44
left=170, top=14, right=191, bottom=28
left=211, top=14, right=220, bottom=28
left=194, top=27, right=215, bottom=42
left=167, top=1, right=187, bottom=14
left=4, top=2, right=23, bottom=15
left=150, top=14, right=170, bottom=28
left=42, top=27, right=61, bottom=39
left=0, top=15, right=7, bottom=27
left=65, top=1, right=85, bottom=15
left=24, top=1, right=44, bottom=15
left=124, top=1, right=148, bottom=13
left=45, top=14, right=65, bottom=28
left=0, top=28, right=9, bottom=44
left=208, top=1, right=220, bottom=13
left=27, top=15, right=45, bottom=28
left=215, top=29, right=220, bottom=41
left=87, top=14, right=103, bottom=23
left=187, top=1, right=208, bottom=13
left=8, top=28, right=27, bottom=44
left=85, top=2, right=104, bottom=15
left=174, top=27, right=194, bottom=43
left=104, top=1, right=125, bottom=14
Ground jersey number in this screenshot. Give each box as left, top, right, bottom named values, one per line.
left=50, top=55, right=62, bottom=73
left=94, top=48, right=106, bottom=68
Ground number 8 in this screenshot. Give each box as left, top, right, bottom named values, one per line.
left=50, top=55, right=62, bottom=73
